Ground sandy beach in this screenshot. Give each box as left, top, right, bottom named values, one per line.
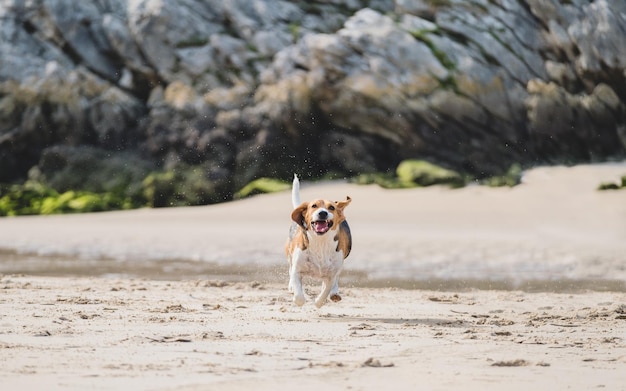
left=1, top=163, right=626, bottom=390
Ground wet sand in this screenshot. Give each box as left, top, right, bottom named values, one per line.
left=0, top=162, right=625, bottom=287
left=1, top=163, right=626, bottom=389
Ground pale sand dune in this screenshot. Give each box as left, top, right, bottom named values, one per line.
left=0, top=163, right=626, bottom=390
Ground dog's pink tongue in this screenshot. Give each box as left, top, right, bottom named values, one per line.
left=314, top=221, right=329, bottom=233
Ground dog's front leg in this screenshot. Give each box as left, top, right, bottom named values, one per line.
left=289, top=249, right=306, bottom=306
left=315, top=279, right=332, bottom=308
left=325, top=253, right=344, bottom=303
left=329, top=273, right=341, bottom=302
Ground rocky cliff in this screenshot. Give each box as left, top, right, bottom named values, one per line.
left=1, top=0, right=625, bottom=208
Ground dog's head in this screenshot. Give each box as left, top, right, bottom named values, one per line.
left=291, top=197, right=351, bottom=235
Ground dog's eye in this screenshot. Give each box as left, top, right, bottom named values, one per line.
left=311, top=204, right=317, bottom=208
left=329, top=205, right=335, bottom=210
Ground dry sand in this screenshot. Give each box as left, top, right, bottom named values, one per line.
left=2, top=276, right=626, bottom=391
left=0, top=163, right=625, bottom=390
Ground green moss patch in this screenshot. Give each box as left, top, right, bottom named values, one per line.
left=353, top=160, right=465, bottom=189
left=352, top=172, right=411, bottom=189
left=354, top=160, right=527, bottom=189
left=481, top=164, right=522, bottom=187
left=0, top=182, right=134, bottom=216
left=598, top=175, right=626, bottom=191
left=396, top=160, right=464, bottom=188
left=234, top=178, right=290, bottom=199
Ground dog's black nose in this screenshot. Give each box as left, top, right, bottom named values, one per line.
left=317, top=210, right=328, bottom=219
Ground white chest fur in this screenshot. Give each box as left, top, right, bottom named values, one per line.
left=299, top=231, right=344, bottom=278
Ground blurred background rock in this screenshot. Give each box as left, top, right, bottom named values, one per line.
left=1, top=0, right=624, bottom=214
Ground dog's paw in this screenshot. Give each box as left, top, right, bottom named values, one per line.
left=314, top=299, right=325, bottom=308
left=293, top=294, right=305, bottom=306
left=330, top=294, right=342, bottom=302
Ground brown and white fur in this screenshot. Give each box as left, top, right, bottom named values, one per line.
left=285, top=174, right=352, bottom=308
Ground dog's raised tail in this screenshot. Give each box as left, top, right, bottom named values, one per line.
left=292, top=174, right=301, bottom=208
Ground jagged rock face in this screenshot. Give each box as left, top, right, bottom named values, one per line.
left=0, top=0, right=624, bottom=193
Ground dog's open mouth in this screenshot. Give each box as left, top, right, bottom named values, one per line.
left=312, top=220, right=333, bottom=234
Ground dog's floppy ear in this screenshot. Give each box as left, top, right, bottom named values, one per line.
left=336, top=196, right=351, bottom=210
left=291, top=202, right=309, bottom=229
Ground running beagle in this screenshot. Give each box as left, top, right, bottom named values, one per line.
left=285, top=174, right=352, bottom=307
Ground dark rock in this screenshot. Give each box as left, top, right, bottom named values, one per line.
left=0, top=0, right=624, bottom=209
left=32, top=145, right=154, bottom=199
